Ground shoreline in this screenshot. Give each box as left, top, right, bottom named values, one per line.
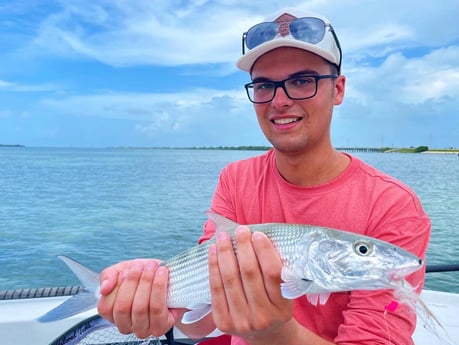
left=1, top=144, right=458, bottom=154
left=423, top=150, right=459, bottom=155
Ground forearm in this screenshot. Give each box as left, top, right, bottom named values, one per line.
left=177, top=314, right=335, bottom=345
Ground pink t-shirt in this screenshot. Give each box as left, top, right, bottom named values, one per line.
left=199, top=150, right=431, bottom=345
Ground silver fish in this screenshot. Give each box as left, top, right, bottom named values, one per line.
left=37, top=212, right=423, bottom=324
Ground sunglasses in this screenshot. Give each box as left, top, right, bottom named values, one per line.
left=242, top=17, right=342, bottom=73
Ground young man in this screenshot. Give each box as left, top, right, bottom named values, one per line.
left=97, top=8, right=431, bottom=344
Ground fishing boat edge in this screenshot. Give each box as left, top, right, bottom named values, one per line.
left=0, top=288, right=457, bottom=344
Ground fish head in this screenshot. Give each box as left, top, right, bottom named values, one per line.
left=297, top=230, right=423, bottom=291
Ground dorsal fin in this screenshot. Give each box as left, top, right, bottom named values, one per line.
left=205, top=211, right=239, bottom=234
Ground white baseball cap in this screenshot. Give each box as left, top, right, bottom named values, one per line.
left=236, top=8, right=342, bottom=73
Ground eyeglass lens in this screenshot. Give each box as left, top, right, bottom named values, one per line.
left=289, top=17, right=325, bottom=43
left=245, top=22, right=278, bottom=50
left=247, top=76, right=319, bottom=103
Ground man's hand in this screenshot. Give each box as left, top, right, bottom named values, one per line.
left=97, top=259, right=185, bottom=339
left=208, top=225, right=296, bottom=344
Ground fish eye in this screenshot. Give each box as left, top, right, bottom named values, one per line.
left=353, top=240, right=373, bottom=256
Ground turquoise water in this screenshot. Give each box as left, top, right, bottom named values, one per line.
left=1, top=148, right=458, bottom=293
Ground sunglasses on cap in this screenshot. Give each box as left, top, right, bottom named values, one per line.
left=241, top=17, right=342, bottom=73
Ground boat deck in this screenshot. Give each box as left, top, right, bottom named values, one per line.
left=0, top=289, right=457, bottom=344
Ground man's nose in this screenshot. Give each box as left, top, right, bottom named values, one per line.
left=271, top=84, right=293, bottom=109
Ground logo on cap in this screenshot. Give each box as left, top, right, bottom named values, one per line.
left=276, top=14, right=296, bottom=37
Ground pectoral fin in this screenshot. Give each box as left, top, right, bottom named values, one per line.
left=181, top=304, right=212, bottom=324
left=280, top=267, right=313, bottom=299
left=280, top=267, right=331, bottom=305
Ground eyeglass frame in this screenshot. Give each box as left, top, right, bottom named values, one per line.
left=244, top=74, right=338, bottom=104
left=241, top=17, right=343, bottom=74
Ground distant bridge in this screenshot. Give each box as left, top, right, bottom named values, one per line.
left=336, top=147, right=383, bottom=153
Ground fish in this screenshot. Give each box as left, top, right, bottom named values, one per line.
left=37, top=211, right=423, bottom=324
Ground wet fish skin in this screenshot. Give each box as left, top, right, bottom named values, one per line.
left=37, top=212, right=423, bottom=323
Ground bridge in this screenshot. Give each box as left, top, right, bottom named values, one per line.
left=336, top=147, right=383, bottom=153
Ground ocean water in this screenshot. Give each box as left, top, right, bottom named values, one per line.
left=0, top=147, right=458, bottom=293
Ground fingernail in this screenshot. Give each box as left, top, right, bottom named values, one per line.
left=209, top=243, right=217, bottom=255
left=235, top=225, right=250, bottom=235
left=146, top=262, right=157, bottom=271
left=100, top=279, right=108, bottom=291
left=217, top=231, right=229, bottom=241
left=133, top=262, right=144, bottom=272
left=157, top=266, right=168, bottom=276
left=252, top=231, right=266, bottom=241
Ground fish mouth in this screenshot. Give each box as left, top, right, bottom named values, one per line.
left=389, top=259, right=423, bottom=281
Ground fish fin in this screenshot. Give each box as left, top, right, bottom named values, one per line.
left=181, top=304, right=212, bottom=324
left=36, top=256, right=100, bottom=323
left=205, top=211, right=239, bottom=234
left=36, top=291, right=98, bottom=322
left=306, top=293, right=331, bottom=306
left=280, top=266, right=312, bottom=299
left=58, top=255, right=100, bottom=292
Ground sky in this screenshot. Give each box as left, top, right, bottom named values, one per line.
left=1, top=0, right=458, bottom=148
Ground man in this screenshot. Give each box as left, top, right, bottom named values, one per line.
left=98, top=8, right=431, bottom=344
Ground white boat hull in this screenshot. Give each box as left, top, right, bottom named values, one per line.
left=413, top=290, right=458, bottom=344
left=0, top=289, right=457, bottom=344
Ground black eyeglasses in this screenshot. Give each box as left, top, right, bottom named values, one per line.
left=244, top=74, right=338, bottom=104
left=242, top=17, right=342, bottom=74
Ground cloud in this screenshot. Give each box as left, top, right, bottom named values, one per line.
left=5, top=0, right=459, bottom=69
left=38, top=87, right=267, bottom=146
left=30, top=1, right=251, bottom=67
left=40, top=88, right=246, bottom=119
left=399, top=47, right=459, bottom=105
left=344, top=46, right=459, bottom=111
left=332, top=42, right=459, bottom=148
left=0, top=79, right=59, bottom=92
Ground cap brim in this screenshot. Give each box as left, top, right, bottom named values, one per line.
left=236, top=38, right=339, bottom=72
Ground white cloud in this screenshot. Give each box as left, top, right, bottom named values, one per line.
left=344, top=45, right=459, bottom=108
left=0, top=79, right=58, bottom=92
left=399, top=47, right=459, bottom=105
left=31, top=1, right=251, bottom=67
left=44, top=88, right=243, bottom=114
left=36, top=86, right=267, bottom=146
left=7, top=0, right=457, bottom=72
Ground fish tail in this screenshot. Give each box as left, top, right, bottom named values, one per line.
left=36, top=256, right=100, bottom=323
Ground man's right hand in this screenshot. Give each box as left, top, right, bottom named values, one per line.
left=97, top=259, right=186, bottom=339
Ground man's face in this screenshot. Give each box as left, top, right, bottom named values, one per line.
left=250, top=47, right=345, bottom=155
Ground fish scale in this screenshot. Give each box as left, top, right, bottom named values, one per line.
left=165, top=241, right=213, bottom=307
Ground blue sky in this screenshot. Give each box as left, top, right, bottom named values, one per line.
left=1, top=0, right=458, bottom=148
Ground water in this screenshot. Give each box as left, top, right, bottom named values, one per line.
left=0, top=148, right=458, bottom=293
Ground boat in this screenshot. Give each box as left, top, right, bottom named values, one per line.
left=1, top=264, right=458, bottom=345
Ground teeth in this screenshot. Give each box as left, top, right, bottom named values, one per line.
left=273, top=118, right=299, bottom=125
